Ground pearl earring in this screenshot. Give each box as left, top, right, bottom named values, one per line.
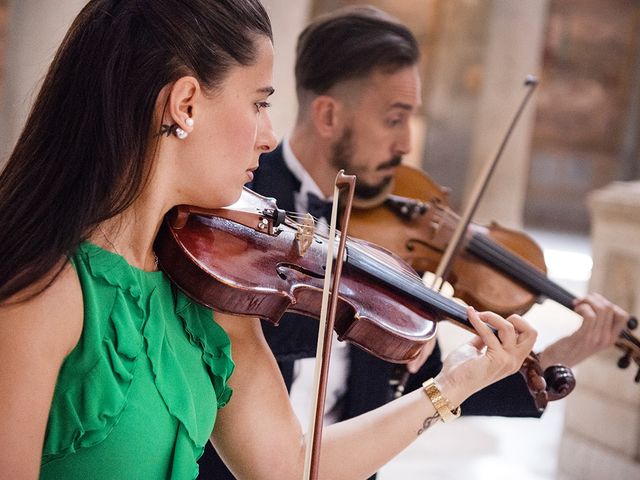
left=185, top=117, right=194, bottom=127
left=175, top=127, right=188, bottom=140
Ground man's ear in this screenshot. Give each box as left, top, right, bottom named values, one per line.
left=166, top=76, right=200, bottom=133
left=311, top=95, right=346, bottom=139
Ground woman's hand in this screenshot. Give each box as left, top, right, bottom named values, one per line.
left=435, top=306, right=537, bottom=407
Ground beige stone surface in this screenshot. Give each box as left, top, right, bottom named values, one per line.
left=563, top=386, right=639, bottom=458
left=558, top=431, right=640, bottom=480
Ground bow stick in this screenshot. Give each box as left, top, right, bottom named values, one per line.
left=431, top=75, right=539, bottom=290
left=391, top=75, right=540, bottom=400
left=303, top=171, right=357, bottom=480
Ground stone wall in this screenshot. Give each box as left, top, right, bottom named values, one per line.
left=557, top=181, right=640, bottom=479
left=526, top=0, right=640, bottom=231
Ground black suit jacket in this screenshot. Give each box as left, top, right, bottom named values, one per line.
left=197, top=144, right=542, bottom=480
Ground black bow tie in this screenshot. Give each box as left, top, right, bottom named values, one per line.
left=306, top=192, right=333, bottom=222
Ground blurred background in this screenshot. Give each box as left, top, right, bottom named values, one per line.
left=0, top=1, right=638, bottom=478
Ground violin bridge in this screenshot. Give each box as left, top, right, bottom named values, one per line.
left=295, top=214, right=315, bottom=256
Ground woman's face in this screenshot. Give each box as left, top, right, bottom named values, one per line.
left=177, top=35, right=277, bottom=208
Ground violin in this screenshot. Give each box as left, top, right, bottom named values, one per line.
left=154, top=187, right=575, bottom=410
left=348, top=164, right=640, bottom=380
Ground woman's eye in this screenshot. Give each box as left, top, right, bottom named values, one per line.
left=254, top=101, right=271, bottom=112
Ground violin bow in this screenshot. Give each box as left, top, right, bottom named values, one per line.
left=430, top=75, right=539, bottom=290
left=303, top=171, right=357, bottom=480
left=426, top=75, right=568, bottom=404
left=390, top=77, right=540, bottom=399
left=430, top=76, right=639, bottom=335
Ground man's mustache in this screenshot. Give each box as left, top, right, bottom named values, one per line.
left=377, top=156, right=402, bottom=171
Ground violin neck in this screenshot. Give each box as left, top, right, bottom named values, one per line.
left=346, top=245, right=472, bottom=329
left=467, top=233, right=576, bottom=309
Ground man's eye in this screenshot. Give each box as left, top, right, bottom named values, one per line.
left=255, top=101, right=272, bottom=112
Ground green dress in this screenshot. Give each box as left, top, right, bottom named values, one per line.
left=40, top=242, right=234, bottom=479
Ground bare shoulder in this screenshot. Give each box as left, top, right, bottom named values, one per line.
left=0, top=261, right=84, bottom=477
left=0, top=261, right=83, bottom=358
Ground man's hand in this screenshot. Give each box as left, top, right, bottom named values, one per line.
left=539, top=292, right=629, bottom=369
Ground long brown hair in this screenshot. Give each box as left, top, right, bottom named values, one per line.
left=0, top=0, right=272, bottom=302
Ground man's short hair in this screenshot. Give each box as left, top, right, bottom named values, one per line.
left=295, top=6, right=420, bottom=96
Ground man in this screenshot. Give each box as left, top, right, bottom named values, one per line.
left=199, top=6, right=628, bottom=479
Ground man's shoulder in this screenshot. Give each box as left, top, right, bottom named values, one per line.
left=250, top=144, right=300, bottom=203
left=255, top=144, right=286, bottom=176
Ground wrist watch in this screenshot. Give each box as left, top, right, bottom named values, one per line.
left=422, top=378, right=461, bottom=423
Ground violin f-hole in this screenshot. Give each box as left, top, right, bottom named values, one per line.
left=276, top=263, right=326, bottom=281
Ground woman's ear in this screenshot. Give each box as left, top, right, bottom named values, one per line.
left=311, top=95, right=346, bottom=139
left=166, top=76, right=200, bottom=135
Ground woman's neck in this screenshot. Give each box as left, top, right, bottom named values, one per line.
left=93, top=173, right=172, bottom=271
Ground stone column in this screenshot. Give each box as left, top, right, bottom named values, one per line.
left=0, top=0, right=86, bottom=165
left=464, top=0, right=549, bottom=228
left=421, top=0, right=491, bottom=209
left=556, top=181, right=640, bottom=479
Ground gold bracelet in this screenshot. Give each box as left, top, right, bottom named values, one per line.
left=422, top=378, right=461, bottom=423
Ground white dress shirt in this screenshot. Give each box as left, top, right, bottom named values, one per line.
left=281, top=138, right=350, bottom=427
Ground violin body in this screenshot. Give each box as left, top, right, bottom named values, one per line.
left=155, top=187, right=576, bottom=407
left=155, top=189, right=436, bottom=364
left=349, top=164, right=547, bottom=316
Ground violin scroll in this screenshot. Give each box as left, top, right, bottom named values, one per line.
left=519, top=356, right=576, bottom=410
left=544, top=364, right=576, bottom=401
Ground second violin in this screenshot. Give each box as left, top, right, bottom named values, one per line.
left=348, top=164, right=640, bottom=380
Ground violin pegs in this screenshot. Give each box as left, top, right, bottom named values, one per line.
left=617, top=351, right=631, bottom=369
left=627, top=315, right=638, bottom=330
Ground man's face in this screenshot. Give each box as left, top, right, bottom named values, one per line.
left=330, top=66, right=422, bottom=199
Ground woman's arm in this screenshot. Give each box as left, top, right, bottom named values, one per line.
left=0, top=264, right=83, bottom=479
left=212, top=307, right=537, bottom=479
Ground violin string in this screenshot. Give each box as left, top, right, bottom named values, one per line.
left=283, top=210, right=546, bottom=337
left=285, top=211, right=327, bottom=224
left=284, top=210, right=634, bottom=341
left=621, top=329, right=640, bottom=349
left=285, top=212, right=438, bottom=293
left=469, top=234, right=574, bottom=306
left=282, top=209, right=468, bottom=322
left=346, top=240, right=469, bottom=322
left=471, top=234, right=639, bottom=341
left=282, top=209, right=640, bottom=359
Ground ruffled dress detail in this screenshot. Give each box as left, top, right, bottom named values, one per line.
left=40, top=242, right=234, bottom=479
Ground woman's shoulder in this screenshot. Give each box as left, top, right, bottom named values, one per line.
left=0, top=259, right=83, bottom=359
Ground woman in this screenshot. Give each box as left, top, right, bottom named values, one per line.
left=0, top=1, right=537, bottom=478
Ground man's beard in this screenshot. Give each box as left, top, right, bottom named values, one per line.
left=329, top=127, right=402, bottom=200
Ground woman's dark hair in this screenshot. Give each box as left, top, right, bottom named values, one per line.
left=295, top=5, right=419, bottom=96
left=0, top=0, right=272, bottom=302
